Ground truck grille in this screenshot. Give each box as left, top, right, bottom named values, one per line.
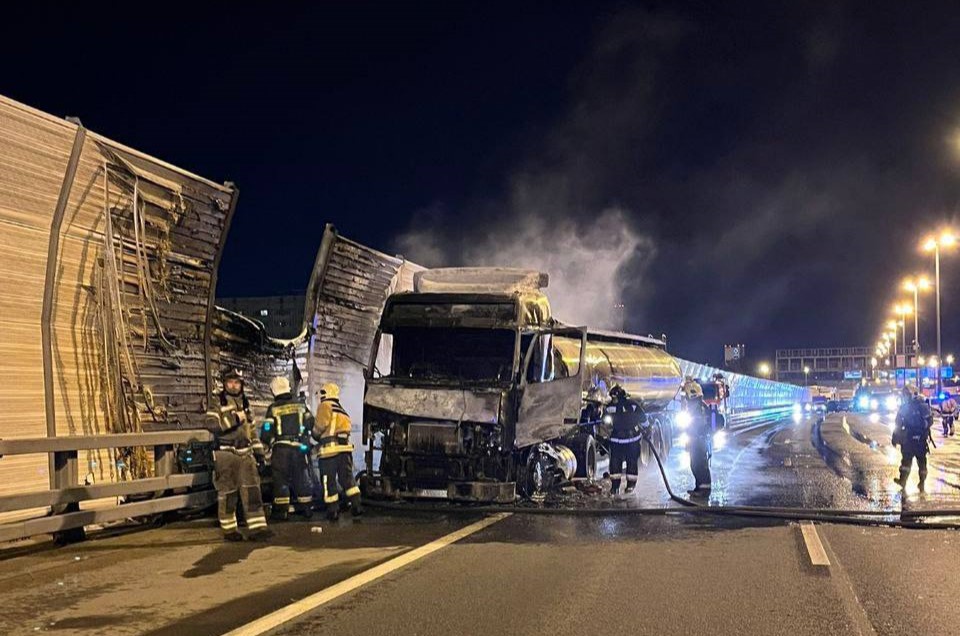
left=407, top=422, right=461, bottom=455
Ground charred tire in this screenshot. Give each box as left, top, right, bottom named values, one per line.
left=519, top=449, right=555, bottom=500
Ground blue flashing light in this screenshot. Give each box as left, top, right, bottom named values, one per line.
left=263, top=422, right=271, bottom=431
left=299, top=444, right=309, bottom=453
left=940, top=392, right=947, bottom=400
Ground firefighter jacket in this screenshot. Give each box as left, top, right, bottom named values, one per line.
left=942, top=398, right=958, bottom=415
left=894, top=398, right=933, bottom=446
left=314, top=395, right=353, bottom=458
left=684, top=398, right=714, bottom=438
left=261, top=393, right=315, bottom=450
left=216, top=391, right=263, bottom=454
left=609, top=398, right=648, bottom=444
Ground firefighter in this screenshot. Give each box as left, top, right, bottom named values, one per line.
left=261, top=376, right=314, bottom=521
left=213, top=369, right=269, bottom=541
left=893, top=384, right=934, bottom=492
left=607, top=385, right=647, bottom=495
left=315, top=383, right=362, bottom=520
left=940, top=392, right=957, bottom=437
left=682, top=380, right=713, bottom=496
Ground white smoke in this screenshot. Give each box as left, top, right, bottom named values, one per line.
left=396, top=206, right=655, bottom=329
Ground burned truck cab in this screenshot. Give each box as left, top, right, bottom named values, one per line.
left=362, top=269, right=587, bottom=503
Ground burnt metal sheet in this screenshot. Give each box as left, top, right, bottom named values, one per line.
left=0, top=93, right=235, bottom=524
left=364, top=383, right=502, bottom=424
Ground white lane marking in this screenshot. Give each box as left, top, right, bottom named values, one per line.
left=223, top=513, right=511, bottom=636
left=799, top=520, right=831, bottom=567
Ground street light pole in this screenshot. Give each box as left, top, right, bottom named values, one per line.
left=935, top=244, right=942, bottom=395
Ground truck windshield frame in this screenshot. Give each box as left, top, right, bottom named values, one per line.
left=381, top=325, right=519, bottom=385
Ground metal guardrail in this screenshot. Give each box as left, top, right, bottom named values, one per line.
left=0, top=430, right=215, bottom=544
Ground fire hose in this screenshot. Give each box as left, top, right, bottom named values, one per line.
left=364, top=429, right=960, bottom=529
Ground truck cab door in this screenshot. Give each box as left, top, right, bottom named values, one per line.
left=515, top=328, right=588, bottom=447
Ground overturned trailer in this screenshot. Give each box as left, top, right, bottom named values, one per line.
left=361, top=268, right=684, bottom=502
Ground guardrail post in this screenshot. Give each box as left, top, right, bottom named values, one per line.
left=154, top=445, right=175, bottom=478
left=52, top=449, right=84, bottom=543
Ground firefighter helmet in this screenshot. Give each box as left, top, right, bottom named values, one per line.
left=270, top=376, right=291, bottom=397
left=321, top=382, right=341, bottom=399
left=222, top=368, right=243, bottom=382
left=683, top=382, right=704, bottom=400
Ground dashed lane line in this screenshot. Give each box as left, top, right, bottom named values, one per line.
left=798, top=521, right=830, bottom=567
left=222, top=513, right=511, bottom=636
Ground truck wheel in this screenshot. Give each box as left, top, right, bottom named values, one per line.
left=573, top=435, right=598, bottom=481
left=519, top=449, right=554, bottom=500
left=649, top=422, right=666, bottom=462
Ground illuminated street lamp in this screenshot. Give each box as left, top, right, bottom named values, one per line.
left=948, top=354, right=955, bottom=366
left=757, top=362, right=771, bottom=377
left=903, top=276, right=931, bottom=355
left=803, top=365, right=811, bottom=386
left=923, top=230, right=956, bottom=394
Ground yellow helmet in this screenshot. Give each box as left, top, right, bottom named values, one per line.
left=683, top=382, right=704, bottom=400
left=321, top=382, right=340, bottom=399
left=270, top=376, right=291, bottom=397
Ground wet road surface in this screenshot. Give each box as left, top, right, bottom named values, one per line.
left=3, top=411, right=960, bottom=634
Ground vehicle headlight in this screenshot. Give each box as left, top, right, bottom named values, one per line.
left=676, top=410, right=692, bottom=429
left=884, top=395, right=899, bottom=411
left=677, top=432, right=690, bottom=448
left=804, top=403, right=812, bottom=412
left=603, top=414, right=613, bottom=425
left=858, top=396, right=870, bottom=409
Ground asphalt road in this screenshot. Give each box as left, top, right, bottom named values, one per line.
left=3, top=412, right=960, bottom=635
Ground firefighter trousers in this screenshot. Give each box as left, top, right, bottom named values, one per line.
left=898, top=439, right=929, bottom=488
left=320, top=450, right=361, bottom=515
left=213, top=450, right=267, bottom=535
left=609, top=440, right=640, bottom=492
left=689, top=434, right=712, bottom=488
left=270, top=444, right=313, bottom=519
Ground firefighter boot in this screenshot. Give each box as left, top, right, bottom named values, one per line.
left=248, top=527, right=274, bottom=541
left=895, top=467, right=910, bottom=488
left=609, top=477, right=621, bottom=496
left=349, top=494, right=363, bottom=517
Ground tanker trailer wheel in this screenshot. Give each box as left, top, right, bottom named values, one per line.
left=654, top=415, right=671, bottom=458
left=573, top=435, right=598, bottom=481
left=640, top=420, right=666, bottom=467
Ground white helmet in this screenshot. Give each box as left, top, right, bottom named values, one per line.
left=270, top=376, right=291, bottom=397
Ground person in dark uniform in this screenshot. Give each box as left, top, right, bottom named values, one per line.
left=682, top=380, right=713, bottom=496
left=607, top=385, right=647, bottom=496
left=315, top=383, right=362, bottom=520
left=893, top=384, right=933, bottom=492
left=261, top=376, right=315, bottom=521
left=213, top=369, right=269, bottom=541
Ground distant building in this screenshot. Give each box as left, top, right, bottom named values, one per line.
left=217, top=294, right=306, bottom=339
left=724, top=344, right=746, bottom=373
left=775, top=347, right=870, bottom=384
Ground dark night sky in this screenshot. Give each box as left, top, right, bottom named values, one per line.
left=6, top=1, right=960, bottom=365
